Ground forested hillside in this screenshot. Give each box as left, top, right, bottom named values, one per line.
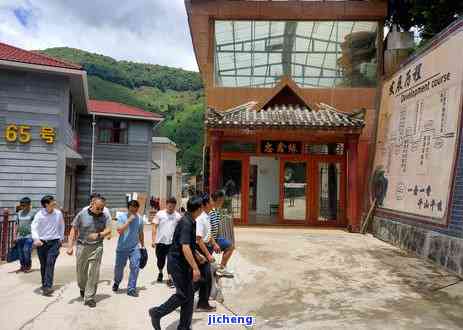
left=39, top=47, right=205, bottom=175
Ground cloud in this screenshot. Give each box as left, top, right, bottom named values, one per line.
left=0, top=0, right=198, bottom=71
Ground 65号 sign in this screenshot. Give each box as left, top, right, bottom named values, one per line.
left=3, top=123, right=56, bottom=144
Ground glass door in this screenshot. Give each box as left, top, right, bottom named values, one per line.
left=315, top=159, right=345, bottom=225
left=221, top=159, right=245, bottom=223
left=282, top=161, right=308, bottom=222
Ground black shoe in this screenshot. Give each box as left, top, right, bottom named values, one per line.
left=166, top=279, right=175, bottom=288
left=127, top=289, right=139, bottom=297
left=148, top=308, right=161, bottom=330
left=80, top=290, right=84, bottom=298
left=112, top=283, right=119, bottom=292
left=156, top=273, right=163, bottom=283
left=42, top=287, right=53, bottom=296
left=84, top=300, right=96, bottom=308
left=196, top=304, right=217, bottom=312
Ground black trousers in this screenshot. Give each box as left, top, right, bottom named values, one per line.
left=154, top=257, right=193, bottom=330
left=37, top=239, right=60, bottom=289
left=155, top=243, right=171, bottom=273
left=194, top=262, right=212, bottom=307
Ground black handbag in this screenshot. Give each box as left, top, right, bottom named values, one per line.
left=7, top=242, right=19, bottom=263
left=139, top=247, right=148, bottom=269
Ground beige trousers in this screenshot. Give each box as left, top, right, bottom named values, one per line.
left=76, top=243, right=104, bottom=302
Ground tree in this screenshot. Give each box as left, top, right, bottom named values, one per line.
left=387, top=0, right=463, bottom=42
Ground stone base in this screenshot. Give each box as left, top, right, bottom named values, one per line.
left=373, top=216, right=463, bottom=276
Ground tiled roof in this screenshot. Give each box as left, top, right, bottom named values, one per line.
left=205, top=102, right=364, bottom=130
left=0, top=42, right=82, bottom=70
left=89, top=100, right=163, bottom=120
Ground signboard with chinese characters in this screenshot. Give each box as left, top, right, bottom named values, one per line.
left=3, top=124, right=56, bottom=144
left=372, top=27, right=463, bottom=224
left=261, top=140, right=302, bottom=154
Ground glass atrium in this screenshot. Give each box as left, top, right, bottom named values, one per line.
left=214, top=20, right=378, bottom=88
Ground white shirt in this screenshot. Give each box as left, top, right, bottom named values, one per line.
left=154, top=210, right=181, bottom=244
left=31, top=209, right=65, bottom=241
left=196, top=211, right=211, bottom=243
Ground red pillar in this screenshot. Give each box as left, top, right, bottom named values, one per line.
left=209, top=132, right=221, bottom=193
left=346, top=135, right=360, bottom=233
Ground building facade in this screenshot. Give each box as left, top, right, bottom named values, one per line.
left=150, top=137, right=182, bottom=207
left=0, top=42, right=87, bottom=211
left=0, top=43, right=162, bottom=214
left=186, top=0, right=388, bottom=231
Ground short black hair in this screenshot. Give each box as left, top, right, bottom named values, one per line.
left=20, top=197, right=31, bottom=204
left=201, top=193, right=210, bottom=206
left=166, top=197, right=177, bottom=205
left=211, top=190, right=225, bottom=201
left=128, top=200, right=140, bottom=208
left=187, top=196, right=203, bottom=213
left=89, top=192, right=105, bottom=203
left=41, top=195, right=55, bottom=207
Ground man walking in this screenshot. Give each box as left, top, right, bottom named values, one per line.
left=148, top=196, right=203, bottom=330
left=195, top=193, right=216, bottom=312
left=112, top=200, right=145, bottom=297
left=15, top=197, right=36, bottom=273
left=209, top=190, right=235, bottom=278
left=66, top=197, right=111, bottom=308
left=31, top=195, right=65, bottom=296
left=151, top=197, right=181, bottom=288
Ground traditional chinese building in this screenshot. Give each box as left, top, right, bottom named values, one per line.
left=0, top=42, right=163, bottom=214
left=186, top=0, right=387, bottom=231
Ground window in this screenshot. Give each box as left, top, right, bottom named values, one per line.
left=97, top=119, right=128, bottom=144
left=214, top=20, right=378, bottom=88
left=68, top=94, right=77, bottom=129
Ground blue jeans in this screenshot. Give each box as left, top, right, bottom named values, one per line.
left=17, top=237, right=33, bottom=269
left=114, top=247, right=141, bottom=292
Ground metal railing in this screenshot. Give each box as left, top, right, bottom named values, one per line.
left=0, top=209, right=17, bottom=261
left=0, top=209, right=76, bottom=261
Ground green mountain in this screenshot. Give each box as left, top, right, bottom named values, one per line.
left=39, top=47, right=205, bottom=175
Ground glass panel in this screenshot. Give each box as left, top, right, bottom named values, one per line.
left=318, top=163, right=341, bottom=222
left=283, top=162, right=306, bottom=220
left=214, top=20, right=378, bottom=88
left=221, top=160, right=242, bottom=219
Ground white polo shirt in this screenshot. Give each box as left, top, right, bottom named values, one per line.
left=154, top=210, right=181, bottom=244
left=196, top=211, right=211, bottom=243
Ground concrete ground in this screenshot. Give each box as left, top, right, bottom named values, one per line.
left=1, top=227, right=463, bottom=330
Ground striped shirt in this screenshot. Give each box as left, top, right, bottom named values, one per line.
left=208, top=209, right=220, bottom=240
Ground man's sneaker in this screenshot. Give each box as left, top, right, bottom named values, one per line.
left=196, top=304, right=217, bottom=312
left=156, top=273, right=163, bottom=283
left=80, top=290, right=84, bottom=298
left=84, top=300, right=96, bottom=308
left=216, top=266, right=234, bottom=278
left=148, top=308, right=161, bottom=330
left=127, top=289, right=139, bottom=297
left=166, top=278, right=175, bottom=288
left=112, top=283, right=119, bottom=292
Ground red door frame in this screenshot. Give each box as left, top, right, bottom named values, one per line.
left=221, top=153, right=250, bottom=225
left=221, top=152, right=346, bottom=226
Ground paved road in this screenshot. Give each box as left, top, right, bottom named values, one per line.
left=1, top=227, right=463, bottom=329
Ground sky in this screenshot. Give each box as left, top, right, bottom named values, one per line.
left=0, top=0, right=199, bottom=71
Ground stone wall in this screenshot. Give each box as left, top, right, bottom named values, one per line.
left=373, top=216, right=463, bottom=276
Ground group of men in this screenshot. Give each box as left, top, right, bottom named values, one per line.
left=13, top=189, right=235, bottom=329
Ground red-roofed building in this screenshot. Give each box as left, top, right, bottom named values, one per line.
left=0, top=41, right=165, bottom=213
left=89, top=100, right=163, bottom=122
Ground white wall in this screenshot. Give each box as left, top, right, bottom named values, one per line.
left=250, top=157, right=280, bottom=215
left=151, top=142, right=178, bottom=204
